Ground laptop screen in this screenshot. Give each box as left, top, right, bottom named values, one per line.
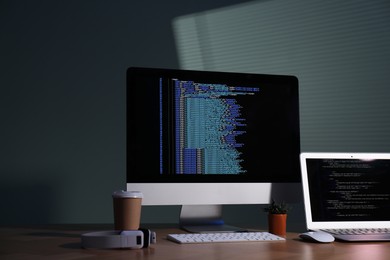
left=306, top=158, right=390, bottom=221
left=301, top=153, right=390, bottom=229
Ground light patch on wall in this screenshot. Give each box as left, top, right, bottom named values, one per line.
left=172, top=0, right=390, bottom=152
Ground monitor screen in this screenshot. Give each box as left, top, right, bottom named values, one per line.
left=126, top=67, right=300, bottom=231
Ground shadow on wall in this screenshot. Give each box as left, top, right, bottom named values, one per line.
left=271, top=183, right=303, bottom=203
left=0, top=179, right=58, bottom=225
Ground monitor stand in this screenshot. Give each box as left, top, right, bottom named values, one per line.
left=179, top=205, right=247, bottom=233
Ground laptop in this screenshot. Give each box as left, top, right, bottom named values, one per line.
left=300, top=152, right=390, bottom=241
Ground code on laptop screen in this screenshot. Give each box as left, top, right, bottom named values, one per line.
left=306, top=158, right=390, bottom=221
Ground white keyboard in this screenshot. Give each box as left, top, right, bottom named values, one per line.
left=323, top=228, right=390, bottom=235
left=167, top=232, right=285, bottom=244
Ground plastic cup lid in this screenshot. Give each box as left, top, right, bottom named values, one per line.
left=112, top=190, right=143, bottom=199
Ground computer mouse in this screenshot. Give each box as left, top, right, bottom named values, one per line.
left=299, top=231, right=335, bottom=243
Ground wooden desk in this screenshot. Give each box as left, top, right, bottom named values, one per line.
left=1, top=225, right=389, bottom=260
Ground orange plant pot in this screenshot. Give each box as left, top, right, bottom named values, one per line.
left=268, top=214, right=287, bottom=236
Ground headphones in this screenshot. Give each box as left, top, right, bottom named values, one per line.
left=81, top=228, right=156, bottom=249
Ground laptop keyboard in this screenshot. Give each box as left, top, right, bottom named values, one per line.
left=167, top=232, right=285, bottom=244
left=323, top=228, right=390, bottom=235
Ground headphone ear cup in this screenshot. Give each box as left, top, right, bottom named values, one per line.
left=139, top=228, right=150, bottom=248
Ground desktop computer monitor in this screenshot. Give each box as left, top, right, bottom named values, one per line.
left=126, top=67, right=300, bottom=232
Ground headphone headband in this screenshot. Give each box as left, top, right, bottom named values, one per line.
left=81, top=229, right=156, bottom=249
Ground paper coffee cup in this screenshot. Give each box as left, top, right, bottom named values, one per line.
left=112, top=190, right=143, bottom=230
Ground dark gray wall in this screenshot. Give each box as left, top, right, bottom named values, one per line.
left=0, top=0, right=253, bottom=225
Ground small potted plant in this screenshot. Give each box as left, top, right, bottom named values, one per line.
left=264, top=199, right=290, bottom=236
